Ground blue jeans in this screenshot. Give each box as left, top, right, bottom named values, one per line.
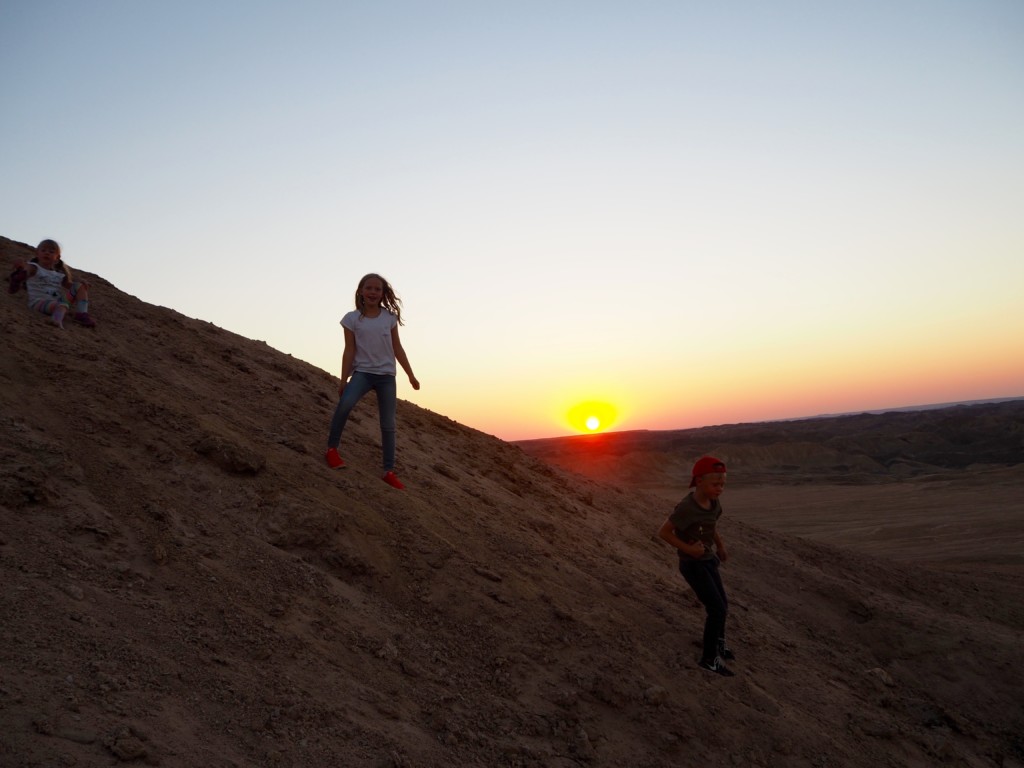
left=327, top=372, right=397, bottom=471
left=679, top=556, right=728, bottom=663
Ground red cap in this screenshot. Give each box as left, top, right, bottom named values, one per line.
left=689, top=456, right=727, bottom=487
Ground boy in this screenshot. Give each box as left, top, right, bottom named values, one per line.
left=657, top=456, right=735, bottom=676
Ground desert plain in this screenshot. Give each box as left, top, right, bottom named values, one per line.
left=518, top=412, right=1024, bottom=573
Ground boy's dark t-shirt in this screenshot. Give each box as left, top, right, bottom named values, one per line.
left=669, top=493, right=722, bottom=562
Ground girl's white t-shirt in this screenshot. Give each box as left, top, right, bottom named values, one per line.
left=341, top=309, right=398, bottom=375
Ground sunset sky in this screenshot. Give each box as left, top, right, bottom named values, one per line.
left=3, top=1, right=1022, bottom=441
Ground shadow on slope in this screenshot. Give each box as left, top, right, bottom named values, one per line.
left=2, top=236, right=1022, bottom=767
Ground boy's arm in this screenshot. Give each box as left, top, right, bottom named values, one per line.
left=657, top=519, right=706, bottom=559
left=713, top=530, right=729, bottom=563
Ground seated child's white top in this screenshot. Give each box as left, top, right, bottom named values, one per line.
left=26, top=263, right=66, bottom=304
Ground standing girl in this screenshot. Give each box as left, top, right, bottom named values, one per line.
left=12, top=239, right=96, bottom=328
left=325, top=273, right=419, bottom=489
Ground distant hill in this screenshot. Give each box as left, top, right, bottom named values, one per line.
left=515, top=400, right=1024, bottom=489
left=809, top=396, right=1023, bottom=417
left=2, top=234, right=1023, bottom=767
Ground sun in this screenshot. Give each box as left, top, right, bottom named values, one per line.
left=567, top=400, right=618, bottom=434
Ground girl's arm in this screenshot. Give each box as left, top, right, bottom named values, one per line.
left=338, top=328, right=356, bottom=394
left=391, top=326, right=420, bottom=390
left=12, top=260, right=37, bottom=276
left=657, top=519, right=706, bottom=559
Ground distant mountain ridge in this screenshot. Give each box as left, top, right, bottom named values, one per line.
left=516, top=399, right=1024, bottom=488
left=800, top=395, right=1023, bottom=420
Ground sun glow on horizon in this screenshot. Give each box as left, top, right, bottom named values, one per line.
left=567, top=400, right=618, bottom=434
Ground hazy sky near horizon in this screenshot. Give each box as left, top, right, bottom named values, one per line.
left=3, top=1, right=1022, bottom=441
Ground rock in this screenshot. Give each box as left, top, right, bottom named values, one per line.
left=643, top=684, right=669, bottom=705
left=193, top=436, right=265, bottom=474
left=570, top=726, right=597, bottom=761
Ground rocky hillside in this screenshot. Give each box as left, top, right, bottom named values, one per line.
left=2, top=235, right=1022, bottom=767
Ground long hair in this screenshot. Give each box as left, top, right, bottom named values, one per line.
left=354, top=273, right=404, bottom=325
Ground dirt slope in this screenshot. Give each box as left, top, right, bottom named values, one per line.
left=2, top=235, right=1023, bottom=767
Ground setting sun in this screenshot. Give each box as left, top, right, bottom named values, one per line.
left=567, top=400, right=618, bottom=434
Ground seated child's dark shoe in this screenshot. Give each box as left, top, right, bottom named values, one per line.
left=73, top=312, right=96, bottom=328
left=8, top=268, right=27, bottom=294
left=698, top=656, right=735, bottom=677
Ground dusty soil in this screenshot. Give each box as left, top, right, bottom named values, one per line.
left=2, top=235, right=1023, bottom=768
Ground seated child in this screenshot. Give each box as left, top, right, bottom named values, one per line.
left=11, top=239, right=95, bottom=328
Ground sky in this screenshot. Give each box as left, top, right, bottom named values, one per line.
left=2, top=0, right=1022, bottom=441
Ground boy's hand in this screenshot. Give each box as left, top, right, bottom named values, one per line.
left=687, top=541, right=707, bottom=558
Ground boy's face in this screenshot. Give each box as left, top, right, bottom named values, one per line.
left=695, top=472, right=726, bottom=499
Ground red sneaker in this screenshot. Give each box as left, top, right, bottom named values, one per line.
left=325, top=448, right=345, bottom=469
left=381, top=471, right=405, bottom=489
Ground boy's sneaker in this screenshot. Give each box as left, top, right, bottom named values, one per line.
left=73, top=312, right=96, bottom=328
left=698, top=656, right=735, bottom=677
left=718, top=641, right=736, bottom=661
left=325, top=448, right=345, bottom=469
left=381, top=471, right=405, bottom=489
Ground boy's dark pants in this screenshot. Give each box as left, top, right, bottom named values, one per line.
left=679, top=556, right=728, bottom=662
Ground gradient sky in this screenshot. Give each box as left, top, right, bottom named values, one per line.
left=3, top=1, right=1022, bottom=441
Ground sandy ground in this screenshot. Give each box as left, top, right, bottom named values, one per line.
left=2, top=234, right=1023, bottom=768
